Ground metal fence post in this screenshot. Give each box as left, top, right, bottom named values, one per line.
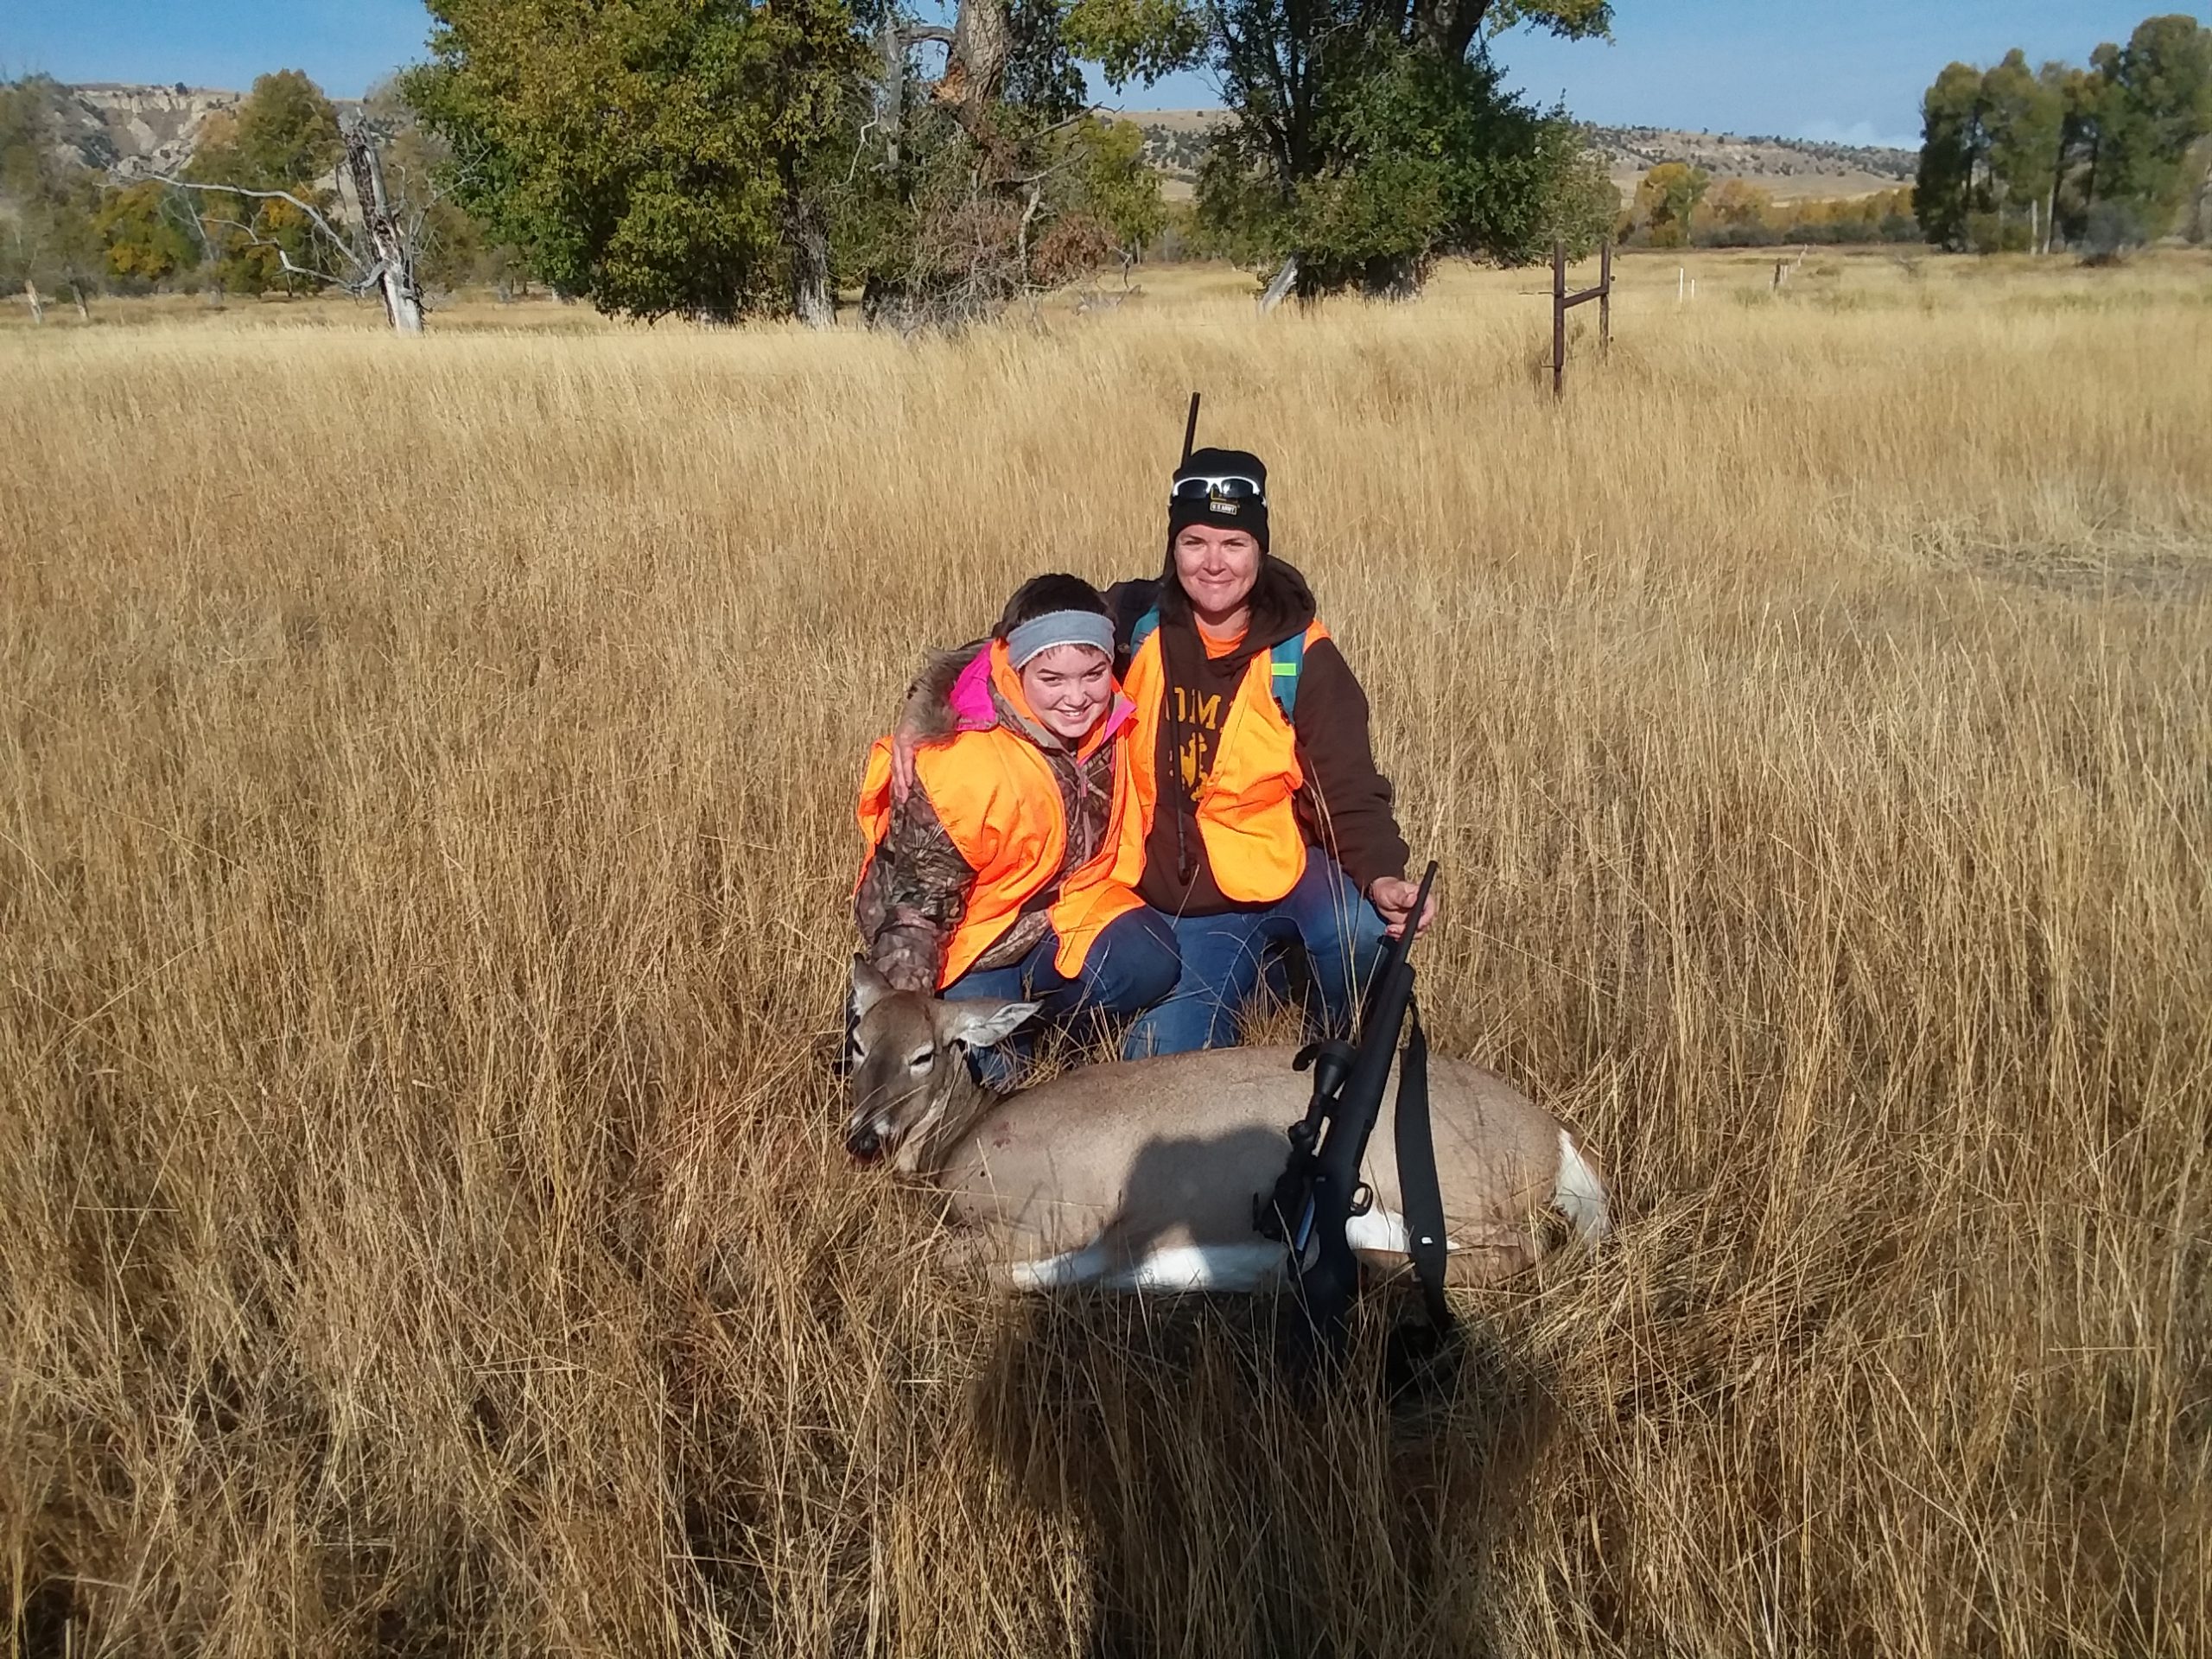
left=1552, top=238, right=1567, bottom=399
left=1599, top=240, right=1611, bottom=357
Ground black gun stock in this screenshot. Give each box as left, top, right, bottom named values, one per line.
left=1261, top=861, right=1439, bottom=1364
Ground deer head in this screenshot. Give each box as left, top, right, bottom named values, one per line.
left=845, top=959, right=1036, bottom=1174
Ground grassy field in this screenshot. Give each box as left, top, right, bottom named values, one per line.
left=3, top=250, right=2209, bottom=1656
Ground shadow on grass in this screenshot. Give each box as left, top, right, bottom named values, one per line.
left=968, top=1275, right=1557, bottom=1657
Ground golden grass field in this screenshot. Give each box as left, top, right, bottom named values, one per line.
left=3, top=249, right=2209, bottom=1656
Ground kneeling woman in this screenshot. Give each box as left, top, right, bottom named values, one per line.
left=854, top=575, right=1178, bottom=1075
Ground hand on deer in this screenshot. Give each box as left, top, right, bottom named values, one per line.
left=1369, top=874, right=1438, bottom=940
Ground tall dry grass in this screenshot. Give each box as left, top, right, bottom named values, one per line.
left=3, top=251, right=2209, bottom=1656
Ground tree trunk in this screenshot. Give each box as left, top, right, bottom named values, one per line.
left=939, top=0, right=1011, bottom=142
left=789, top=206, right=834, bottom=328
left=70, top=283, right=90, bottom=321
left=1257, top=255, right=1299, bottom=314
left=24, top=279, right=44, bottom=324
left=878, top=16, right=906, bottom=169
left=344, top=122, right=424, bottom=335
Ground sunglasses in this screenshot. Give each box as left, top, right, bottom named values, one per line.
left=1171, top=474, right=1265, bottom=503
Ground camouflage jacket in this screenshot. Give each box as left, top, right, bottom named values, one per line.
left=855, top=648, right=1119, bottom=992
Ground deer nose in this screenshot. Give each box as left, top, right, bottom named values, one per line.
left=846, top=1123, right=882, bottom=1163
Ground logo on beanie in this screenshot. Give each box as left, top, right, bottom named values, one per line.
left=1208, top=498, right=1241, bottom=516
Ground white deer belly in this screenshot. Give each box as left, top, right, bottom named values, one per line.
left=1005, top=1208, right=1424, bottom=1293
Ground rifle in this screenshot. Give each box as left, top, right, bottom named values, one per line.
left=1256, top=861, right=1445, bottom=1363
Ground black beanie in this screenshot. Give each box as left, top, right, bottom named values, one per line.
left=1167, top=446, right=1269, bottom=554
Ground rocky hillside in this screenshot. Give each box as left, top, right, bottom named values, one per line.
left=1126, top=110, right=1916, bottom=203
left=41, top=82, right=245, bottom=180
left=48, top=85, right=1915, bottom=203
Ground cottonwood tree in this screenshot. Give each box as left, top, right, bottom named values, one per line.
left=1918, top=14, right=2212, bottom=255
left=406, top=0, right=1169, bottom=327
left=2088, top=14, right=2212, bottom=232
left=1628, top=161, right=1709, bottom=248
left=1130, top=0, right=1615, bottom=299
left=405, top=0, right=867, bottom=325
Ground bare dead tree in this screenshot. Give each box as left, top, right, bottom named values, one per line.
left=152, top=118, right=426, bottom=334
left=342, top=120, right=424, bottom=332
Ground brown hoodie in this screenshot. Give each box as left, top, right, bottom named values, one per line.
left=1110, top=558, right=1407, bottom=916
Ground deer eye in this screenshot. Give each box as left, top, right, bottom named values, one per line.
left=907, top=1048, right=934, bottom=1071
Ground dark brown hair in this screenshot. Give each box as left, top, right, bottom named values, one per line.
left=993, top=572, right=1109, bottom=640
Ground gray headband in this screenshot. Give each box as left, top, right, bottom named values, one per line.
left=1006, top=610, right=1116, bottom=669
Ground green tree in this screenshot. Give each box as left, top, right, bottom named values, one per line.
left=2044, top=60, right=2103, bottom=247
left=1630, top=161, right=1709, bottom=247
left=1981, top=49, right=2063, bottom=216
left=1074, top=115, right=1166, bottom=259
left=1916, top=59, right=1988, bottom=250
left=1184, top=1, right=1616, bottom=298
left=226, top=68, right=343, bottom=188
left=181, top=72, right=346, bottom=294
left=405, top=0, right=867, bottom=324
left=0, top=75, right=107, bottom=316
left=96, top=180, right=201, bottom=286
left=2088, top=14, right=2212, bottom=233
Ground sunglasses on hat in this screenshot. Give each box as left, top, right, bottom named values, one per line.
left=1170, top=474, right=1265, bottom=503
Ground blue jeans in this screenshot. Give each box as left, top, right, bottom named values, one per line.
left=944, top=905, right=1181, bottom=1083
left=1122, top=855, right=1389, bottom=1057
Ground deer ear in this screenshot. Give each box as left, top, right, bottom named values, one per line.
left=937, top=998, right=1039, bottom=1052
left=850, top=956, right=896, bottom=1020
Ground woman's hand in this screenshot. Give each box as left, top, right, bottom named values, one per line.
left=1368, top=874, right=1438, bottom=941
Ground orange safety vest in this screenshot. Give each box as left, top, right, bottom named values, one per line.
left=1122, top=618, right=1330, bottom=906
left=856, top=642, right=1147, bottom=988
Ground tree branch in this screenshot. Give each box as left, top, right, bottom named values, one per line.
left=149, top=175, right=358, bottom=263
left=200, top=213, right=372, bottom=292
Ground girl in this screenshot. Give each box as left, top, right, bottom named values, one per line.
left=854, top=574, right=1177, bottom=1068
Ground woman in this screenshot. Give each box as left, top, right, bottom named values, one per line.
left=892, top=448, right=1433, bottom=1056
left=855, top=573, right=1178, bottom=1071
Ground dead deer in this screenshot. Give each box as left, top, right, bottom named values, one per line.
left=844, top=961, right=1609, bottom=1292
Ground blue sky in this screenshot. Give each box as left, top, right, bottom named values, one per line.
left=0, top=2, right=2182, bottom=148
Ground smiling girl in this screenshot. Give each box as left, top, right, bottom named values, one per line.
left=853, top=575, right=1178, bottom=1072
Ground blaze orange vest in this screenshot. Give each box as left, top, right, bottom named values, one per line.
left=857, top=643, right=1147, bottom=988
left=1122, top=618, right=1330, bottom=906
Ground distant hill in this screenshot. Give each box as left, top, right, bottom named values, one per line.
left=1121, top=110, right=1917, bottom=205
left=37, top=82, right=245, bottom=181
left=23, top=80, right=374, bottom=182
left=1587, top=124, right=1916, bottom=201
left=41, top=85, right=1915, bottom=207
